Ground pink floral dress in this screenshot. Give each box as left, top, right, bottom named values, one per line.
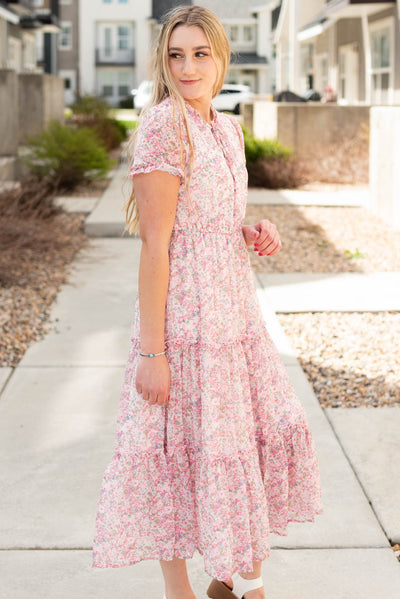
left=92, top=96, right=323, bottom=580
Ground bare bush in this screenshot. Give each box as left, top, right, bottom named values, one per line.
left=247, top=156, right=311, bottom=189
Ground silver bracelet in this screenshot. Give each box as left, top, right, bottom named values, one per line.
left=139, top=350, right=166, bottom=358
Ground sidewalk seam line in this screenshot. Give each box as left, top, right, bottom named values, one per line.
left=322, top=408, right=392, bottom=545
left=0, top=367, right=15, bottom=399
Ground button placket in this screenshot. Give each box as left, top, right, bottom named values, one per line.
left=212, top=126, right=237, bottom=194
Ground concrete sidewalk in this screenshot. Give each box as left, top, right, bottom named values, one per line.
left=256, top=272, right=400, bottom=312
left=81, top=166, right=370, bottom=238
left=1, top=169, right=399, bottom=598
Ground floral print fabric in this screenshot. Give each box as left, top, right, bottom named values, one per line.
left=92, top=96, right=323, bottom=580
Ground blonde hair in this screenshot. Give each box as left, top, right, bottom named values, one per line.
left=122, top=4, right=231, bottom=235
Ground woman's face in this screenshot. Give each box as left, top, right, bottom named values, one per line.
left=168, top=25, right=218, bottom=105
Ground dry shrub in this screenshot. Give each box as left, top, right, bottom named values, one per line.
left=0, top=176, right=88, bottom=288
left=247, top=156, right=311, bottom=189
left=0, top=175, right=61, bottom=220
left=0, top=181, right=89, bottom=366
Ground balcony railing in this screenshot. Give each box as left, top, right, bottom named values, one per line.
left=325, top=0, right=393, bottom=4
left=95, top=47, right=136, bottom=65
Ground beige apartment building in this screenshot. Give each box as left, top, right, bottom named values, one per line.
left=274, top=0, right=400, bottom=104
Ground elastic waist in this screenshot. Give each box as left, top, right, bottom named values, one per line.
left=171, top=223, right=242, bottom=236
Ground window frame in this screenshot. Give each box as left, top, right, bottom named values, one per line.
left=223, top=20, right=256, bottom=46
left=58, top=21, right=73, bottom=51
left=368, top=16, right=395, bottom=105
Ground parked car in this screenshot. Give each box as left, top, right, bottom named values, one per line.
left=273, top=90, right=306, bottom=102
left=273, top=89, right=321, bottom=102
left=212, top=84, right=253, bottom=114
left=131, top=81, right=253, bottom=114
left=131, top=80, right=153, bottom=112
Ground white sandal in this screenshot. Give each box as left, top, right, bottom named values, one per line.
left=207, top=571, right=264, bottom=599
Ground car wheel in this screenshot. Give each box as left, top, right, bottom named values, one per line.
left=233, top=103, right=240, bottom=115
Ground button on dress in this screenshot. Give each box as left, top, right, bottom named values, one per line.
left=92, top=96, right=323, bottom=580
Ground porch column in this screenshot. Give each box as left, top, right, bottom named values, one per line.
left=361, top=10, right=371, bottom=104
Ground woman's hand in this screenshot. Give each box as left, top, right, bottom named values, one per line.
left=135, top=355, right=171, bottom=407
left=242, top=220, right=282, bottom=256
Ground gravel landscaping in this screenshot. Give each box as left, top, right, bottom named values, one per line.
left=277, top=311, right=400, bottom=408
left=245, top=205, right=400, bottom=273
left=0, top=212, right=89, bottom=367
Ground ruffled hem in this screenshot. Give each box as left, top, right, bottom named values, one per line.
left=92, top=420, right=322, bottom=579
left=93, top=327, right=323, bottom=579
left=258, top=421, right=323, bottom=536
left=92, top=449, right=272, bottom=579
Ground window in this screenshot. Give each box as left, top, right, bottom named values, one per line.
left=33, top=0, right=44, bottom=6
left=371, top=27, right=390, bottom=69
left=101, top=71, right=114, bottom=97
left=230, top=26, right=239, bottom=42
left=118, top=71, right=130, bottom=96
left=59, top=22, right=72, bottom=50
left=98, top=70, right=132, bottom=100
left=243, top=26, right=254, bottom=42
left=64, top=78, right=71, bottom=89
left=118, top=26, right=130, bottom=50
left=118, top=0, right=128, bottom=3
left=369, top=20, right=393, bottom=104
left=102, top=0, right=112, bottom=3
left=225, top=23, right=255, bottom=45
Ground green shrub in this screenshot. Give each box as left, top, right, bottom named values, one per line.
left=119, top=95, right=133, bottom=109
left=241, top=125, right=293, bottom=164
left=91, top=117, right=127, bottom=150
left=71, top=94, right=109, bottom=119
left=23, top=120, right=112, bottom=189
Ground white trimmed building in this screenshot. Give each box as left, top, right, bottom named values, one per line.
left=78, top=0, right=153, bottom=106
left=274, top=0, right=400, bottom=104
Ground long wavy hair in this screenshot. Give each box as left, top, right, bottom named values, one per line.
left=122, top=5, right=231, bottom=235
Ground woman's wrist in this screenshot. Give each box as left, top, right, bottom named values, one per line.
left=139, top=349, right=166, bottom=358
left=139, top=336, right=165, bottom=354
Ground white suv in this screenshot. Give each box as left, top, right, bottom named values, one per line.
left=212, top=84, right=253, bottom=114
left=131, top=82, right=253, bottom=114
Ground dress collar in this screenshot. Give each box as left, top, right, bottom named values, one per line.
left=183, top=99, right=218, bottom=128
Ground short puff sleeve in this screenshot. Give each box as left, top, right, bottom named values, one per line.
left=129, top=104, right=185, bottom=181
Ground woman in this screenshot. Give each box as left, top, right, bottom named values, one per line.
left=92, top=6, right=323, bottom=599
